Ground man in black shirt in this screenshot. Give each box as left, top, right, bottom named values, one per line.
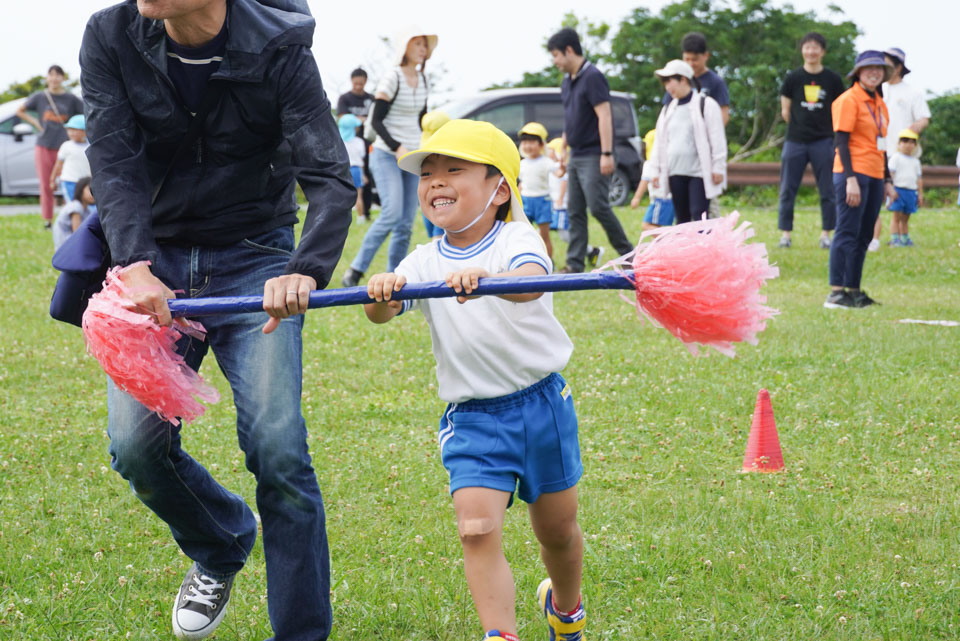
left=778, top=32, right=845, bottom=248
left=336, top=67, right=375, bottom=120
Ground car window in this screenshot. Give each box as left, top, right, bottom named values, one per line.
left=530, top=101, right=565, bottom=139
left=0, top=112, right=37, bottom=135
left=471, top=103, right=524, bottom=136
left=611, top=99, right=636, bottom=138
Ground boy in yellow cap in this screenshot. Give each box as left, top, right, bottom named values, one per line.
left=886, top=129, right=923, bottom=247
left=518, top=121, right=555, bottom=258
left=364, top=119, right=586, bottom=641
left=420, top=110, right=452, bottom=237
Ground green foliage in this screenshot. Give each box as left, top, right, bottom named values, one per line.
left=607, top=0, right=859, bottom=157
left=1, top=74, right=80, bottom=104
left=920, top=92, right=960, bottom=166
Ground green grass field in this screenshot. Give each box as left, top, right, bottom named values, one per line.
left=1, top=205, right=959, bottom=640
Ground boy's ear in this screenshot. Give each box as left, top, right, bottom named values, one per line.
left=493, top=180, right=511, bottom=206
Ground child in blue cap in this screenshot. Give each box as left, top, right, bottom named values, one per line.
left=339, top=113, right=368, bottom=222
left=50, top=114, right=90, bottom=201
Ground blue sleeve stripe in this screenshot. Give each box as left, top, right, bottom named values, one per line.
left=399, top=300, right=412, bottom=315
left=510, top=253, right=550, bottom=272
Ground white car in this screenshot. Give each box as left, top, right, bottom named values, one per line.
left=0, top=98, right=41, bottom=196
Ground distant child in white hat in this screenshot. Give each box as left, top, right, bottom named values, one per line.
left=886, top=129, right=924, bottom=247
left=365, top=119, right=587, bottom=641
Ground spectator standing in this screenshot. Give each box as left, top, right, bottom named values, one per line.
left=548, top=27, right=635, bottom=273
left=80, top=0, right=355, bottom=639
left=777, top=32, right=845, bottom=249
left=16, top=65, right=84, bottom=228
left=339, top=113, right=368, bottom=222
left=630, top=128, right=676, bottom=230
left=646, top=60, right=727, bottom=225
left=870, top=47, right=931, bottom=250
left=342, top=27, right=438, bottom=286
left=885, top=129, right=923, bottom=247
left=824, top=51, right=897, bottom=309
left=336, top=67, right=375, bottom=120
left=663, top=32, right=730, bottom=125
left=50, top=114, right=91, bottom=201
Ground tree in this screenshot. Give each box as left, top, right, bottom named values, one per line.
left=920, top=92, right=960, bottom=166
left=487, top=0, right=860, bottom=160
left=1, top=74, right=80, bottom=104
left=607, top=0, right=859, bottom=159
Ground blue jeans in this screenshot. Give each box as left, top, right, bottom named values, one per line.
left=107, top=227, right=331, bottom=641
left=351, top=147, right=420, bottom=273
left=778, top=137, right=836, bottom=232
left=829, top=173, right=884, bottom=289
left=565, top=152, right=634, bottom=272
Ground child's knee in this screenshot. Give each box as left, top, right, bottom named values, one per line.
left=457, top=516, right=498, bottom=546
left=536, top=518, right=582, bottom=550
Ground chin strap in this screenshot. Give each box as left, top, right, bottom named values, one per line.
left=448, top=177, right=504, bottom=234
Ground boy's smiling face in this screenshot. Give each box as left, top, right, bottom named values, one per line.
left=418, top=154, right=509, bottom=240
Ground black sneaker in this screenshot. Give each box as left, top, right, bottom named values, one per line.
left=823, top=290, right=855, bottom=309
left=586, top=246, right=604, bottom=268
left=850, top=290, right=879, bottom=308
left=172, top=563, right=234, bottom=640
left=556, top=266, right=581, bottom=274
left=341, top=267, right=362, bottom=287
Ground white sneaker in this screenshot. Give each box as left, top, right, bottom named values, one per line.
left=172, top=564, right=234, bottom=640
left=867, top=238, right=880, bottom=252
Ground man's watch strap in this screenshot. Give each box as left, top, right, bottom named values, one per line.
left=601, top=151, right=613, bottom=156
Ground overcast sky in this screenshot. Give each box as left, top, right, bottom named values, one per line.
left=1, top=0, right=955, bottom=108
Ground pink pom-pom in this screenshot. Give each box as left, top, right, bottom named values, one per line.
left=82, top=263, right=220, bottom=425
left=604, top=211, right=779, bottom=356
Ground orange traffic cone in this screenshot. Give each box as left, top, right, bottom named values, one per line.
left=742, top=388, right=784, bottom=472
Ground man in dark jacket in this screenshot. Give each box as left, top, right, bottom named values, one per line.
left=80, top=0, right=354, bottom=639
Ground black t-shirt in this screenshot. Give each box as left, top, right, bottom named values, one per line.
left=780, top=67, right=845, bottom=143
left=336, top=91, right=374, bottom=119
left=561, top=60, right=612, bottom=155
left=165, top=21, right=228, bottom=114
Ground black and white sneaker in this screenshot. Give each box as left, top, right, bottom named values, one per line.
left=850, top=290, right=879, bottom=308
left=172, top=563, right=234, bottom=640
left=823, top=290, right=855, bottom=309
left=586, top=245, right=604, bottom=268
left=341, top=267, right=363, bottom=288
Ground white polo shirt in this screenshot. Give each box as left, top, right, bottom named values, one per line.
left=395, top=221, right=573, bottom=403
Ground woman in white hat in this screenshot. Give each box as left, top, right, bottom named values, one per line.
left=342, top=28, right=438, bottom=286
left=645, top=59, right=727, bottom=225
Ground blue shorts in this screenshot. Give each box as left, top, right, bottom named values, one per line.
left=643, top=198, right=675, bottom=225
left=349, top=166, right=363, bottom=188
left=438, top=373, right=582, bottom=505
left=888, top=187, right=918, bottom=214
left=523, top=195, right=553, bottom=225
left=551, top=206, right=569, bottom=231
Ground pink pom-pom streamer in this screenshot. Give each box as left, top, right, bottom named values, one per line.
left=81, top=263, right=220, bottom=425
left=604, top=211, right=780, bottom=356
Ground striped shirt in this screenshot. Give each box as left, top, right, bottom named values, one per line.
left=165, top=22, right=227, bottom=115
left=373, top=67, right=428, bottom=153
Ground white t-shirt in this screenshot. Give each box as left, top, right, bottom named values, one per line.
left=373, top=68, right=428, bottom=153
left=666, top=102, right=701, bottom=177
left=888, top=152, right=922, bottom=190
left=519, top=154, right=552, bottom=198
left=882, top=81, right=931, bottom=156
left=395, top=221, right=573, bottom=403
left=548, top=160, right=567, bottom=208
left=344, top=137, right=366, bottom=167
left=57, top=140, right=91, bottom=182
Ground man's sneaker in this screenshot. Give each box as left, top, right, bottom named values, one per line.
left=867, top=238, right=880, bottom=252
left=778, top=236, right=792, bottom=248
left=850, top=290, right=879, bottom=308
left=537, top=578, right=586, bottom=641
left=586, top=245, right=604, bottom=268
left=556, top=266, right=581, bottom=274
left=341, top=267, right=363, bottom=287
left=172, top=563, right=234, bottom=640
left=823, top=290, right=855, bottom=309
left=819, top=236, right=832, bottom=249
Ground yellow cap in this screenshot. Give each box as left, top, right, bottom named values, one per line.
left=518, top=121, right=548, bottom=143
left=643, top=129, right=656, bottom=161
left=897, top=128, right=919, bottom=141
left=399, top=119, right=527, bottom=224
left=546, top=137, right=565, bottom=154
left=420, top=110, right=451, bottom=147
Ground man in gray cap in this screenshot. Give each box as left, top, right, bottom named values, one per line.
left=870, top=47, right=931, bottom=250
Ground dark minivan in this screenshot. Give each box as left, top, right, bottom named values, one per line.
left=441, top=87, right=642, bottom=206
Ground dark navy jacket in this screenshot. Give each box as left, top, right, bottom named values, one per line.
left=80, top=0, right=354, bottom=288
